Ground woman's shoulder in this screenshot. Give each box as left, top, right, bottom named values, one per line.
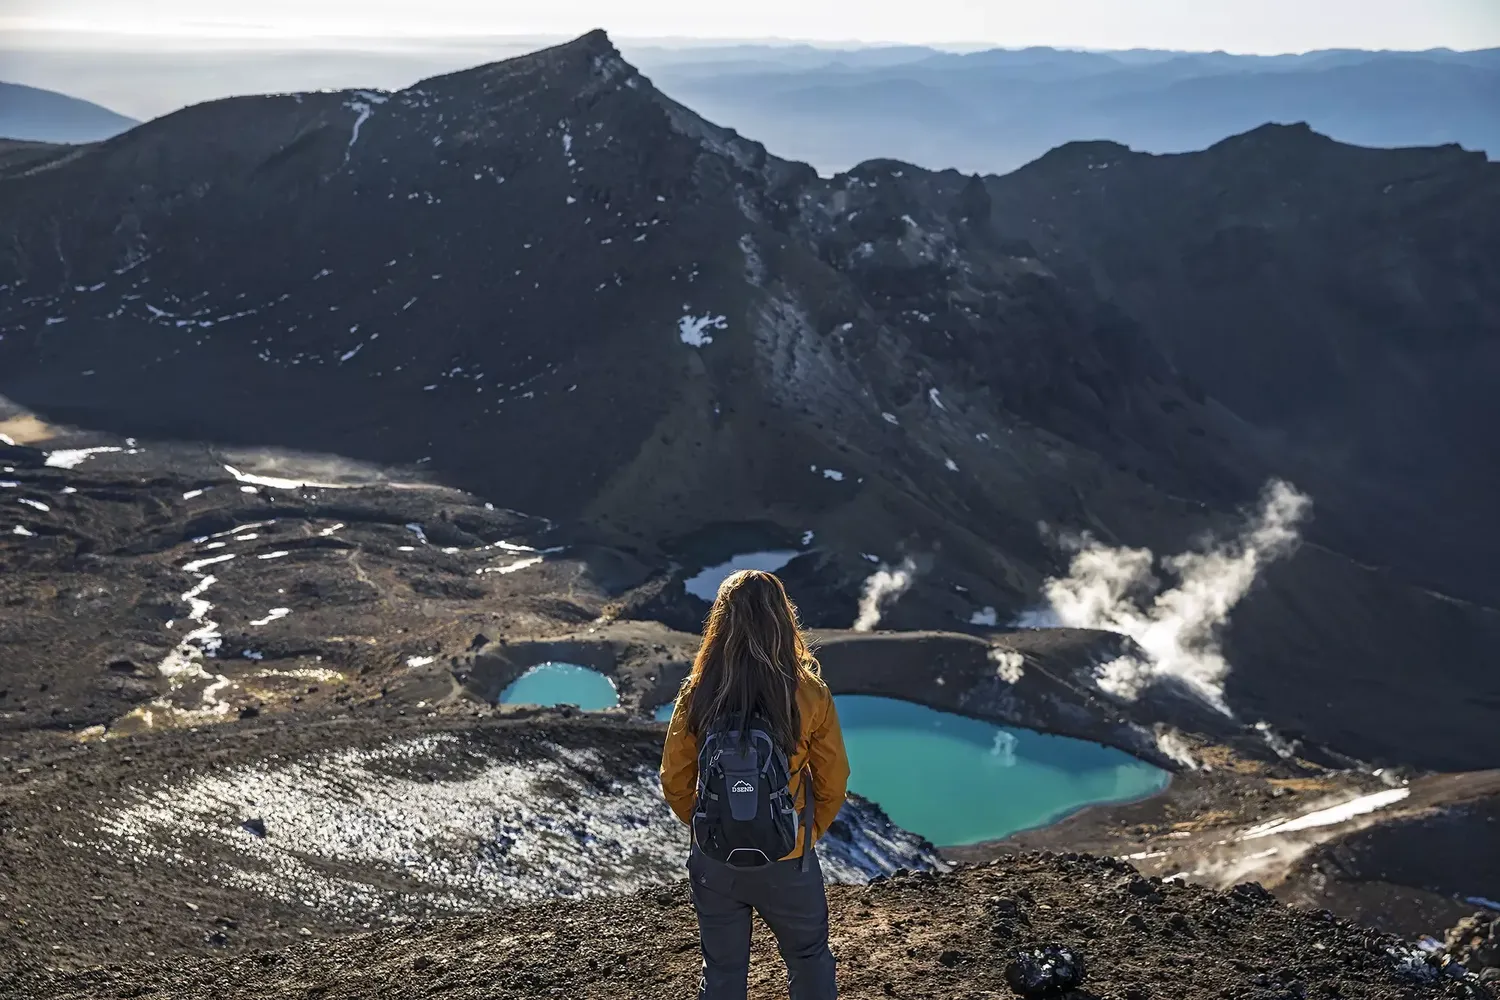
left=798, top=671, right=832, bottom=705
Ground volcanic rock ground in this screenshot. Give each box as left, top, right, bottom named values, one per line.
left=8, top=856, right=1486, bottom=1000
left=2, top=28, right=1499, bottom=999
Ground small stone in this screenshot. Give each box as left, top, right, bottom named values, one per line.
left=242, top=817, right=267, bottom=838
left=1004, top=944, right=1086, bottom=997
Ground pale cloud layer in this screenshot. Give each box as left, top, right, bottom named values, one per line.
left=4, top=0, right=1498, bottom=52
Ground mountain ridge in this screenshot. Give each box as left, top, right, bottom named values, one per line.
left=1, top=30, right=1497, bottom=776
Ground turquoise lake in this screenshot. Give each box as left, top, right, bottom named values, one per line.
left=831, top=694, right=1168, bottom=846
left=499, top=662, right=620, bottom=712
left=655, top=683, right=1166, bottom=846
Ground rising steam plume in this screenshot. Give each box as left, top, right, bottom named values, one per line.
left=852, top=558, right=918, bottom=631
left=1038, top=479, right=1311, bottom=715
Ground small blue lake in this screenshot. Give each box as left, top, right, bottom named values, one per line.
left=654, top=693, right=1168, bottom=846
left=499, top=662, right=620, bottom=711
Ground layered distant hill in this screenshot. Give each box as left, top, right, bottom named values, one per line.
left=630, top=44, right=1500, bottom=173
left=5, top=38, right=1495, bottom=170
left=0, top=81, right=138, bottom=143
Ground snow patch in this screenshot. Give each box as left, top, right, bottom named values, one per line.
left=477, top=555, right=545, bottom=576
left=249, top=609, right=291, bottom=627
left=1240, top=788, right=1411, bottom=840
left=684, top=551, right=799, bottom=601
left=342, top=90, right=389, bottom=164
left=45, top=446, right=124, bottom=469
left=224, top=465, right=350, bottom=491
left=678, top=313, right=727, bottom=348
left=183, top=553, right=236, bottom=574
left=89, top=735, right=939, bottom=919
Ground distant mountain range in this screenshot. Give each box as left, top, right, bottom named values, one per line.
left=0, top=81, right=137, bottom=144
left=626, top=44, right=1500, bottom=173
left=4, top=39, right=1495, bottom=167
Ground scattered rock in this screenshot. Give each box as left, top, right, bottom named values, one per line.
left=1447, top=913, right=1500, bottom=975
left=1004, top=944, right=1086, bottom=997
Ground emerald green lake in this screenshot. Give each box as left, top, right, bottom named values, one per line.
left=654, top=693, right=1168, bottom=846
left=499, top=662, right=620, bottom=712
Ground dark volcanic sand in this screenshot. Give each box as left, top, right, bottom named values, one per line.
left=6, top=855, right=1480, bottom=1000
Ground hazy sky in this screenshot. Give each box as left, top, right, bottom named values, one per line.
left=4, top=0, right=1498, bottom=52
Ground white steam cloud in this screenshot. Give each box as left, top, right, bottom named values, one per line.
left=1040, top=479, right=1310, bottom=716
left=989, top=647, right=1025, bottom=684
left=852, top=558, right=918, bottom=632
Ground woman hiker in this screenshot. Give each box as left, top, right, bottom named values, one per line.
left=660, top=569, right=852, bottom=1000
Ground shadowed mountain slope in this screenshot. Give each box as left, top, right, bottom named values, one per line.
left=1, top=32, right=1497, bottom=771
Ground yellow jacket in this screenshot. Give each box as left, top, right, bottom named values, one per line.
left=659, top=676, right=851, bottom=860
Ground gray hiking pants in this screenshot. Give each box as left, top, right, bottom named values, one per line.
left=688, top=847, right=838, bottom=1000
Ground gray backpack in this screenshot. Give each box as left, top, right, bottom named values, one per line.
left=693, top=713, right=813, bottom=870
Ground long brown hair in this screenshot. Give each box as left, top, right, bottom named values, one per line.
left=677, top=569, right=820, bottom=752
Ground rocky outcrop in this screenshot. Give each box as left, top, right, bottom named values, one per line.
left=1447, top=911, right=1500, bottom=988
